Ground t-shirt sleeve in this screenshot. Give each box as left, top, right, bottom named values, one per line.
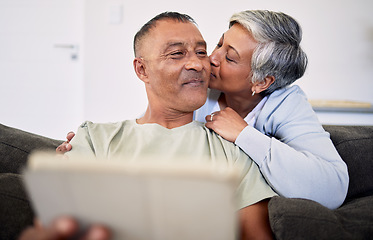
left=234, top=149, right=277, bottom=210
left=64, top=121, right=96, bottom=159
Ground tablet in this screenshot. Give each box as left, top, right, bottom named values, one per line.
left=23, top=152, right=240, bottom=240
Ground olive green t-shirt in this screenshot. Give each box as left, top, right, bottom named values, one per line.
left=66, top=120, right=276, bottom=209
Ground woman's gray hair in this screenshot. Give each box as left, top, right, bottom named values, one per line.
left=230, top=10, right=308, bottom=95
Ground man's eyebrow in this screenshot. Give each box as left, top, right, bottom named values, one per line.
left=164, top=40, right=207, bottom=51
left=166, top=42, right=184, bottom=48
left=162, top=42, right=184, bottom=52
left=196, top=40, right=207, bottom=48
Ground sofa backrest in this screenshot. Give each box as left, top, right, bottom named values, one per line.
left=0, top=123, right=63, bottom=174
left=1, top=123, right=373, bottom=204
left=324, top=125, right=373, bottom=203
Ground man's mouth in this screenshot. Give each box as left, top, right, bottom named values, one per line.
left=182, top=79, right=204, bottom=87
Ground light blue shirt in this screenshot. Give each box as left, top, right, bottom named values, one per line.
left=195, top=85, right=349, bottom=209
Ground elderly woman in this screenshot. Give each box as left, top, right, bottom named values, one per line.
left=195, top=10, right=348, bottom=209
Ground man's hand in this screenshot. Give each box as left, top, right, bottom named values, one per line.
left=19, top=217, right=111, bottom=240
left=56, top=132, right=75, bottom=154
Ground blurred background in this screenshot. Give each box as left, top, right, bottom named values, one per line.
left=1, top=0, right=373, bottom=139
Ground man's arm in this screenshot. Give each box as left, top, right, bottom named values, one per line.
left=239, top=199, right=273, bottom=240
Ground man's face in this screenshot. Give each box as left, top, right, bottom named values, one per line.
left=139, top=19, right=211, bottom=113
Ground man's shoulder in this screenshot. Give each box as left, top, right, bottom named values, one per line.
left=198, top=122, right=243, bottom=152
left=78, top=120, right=134, bottom=132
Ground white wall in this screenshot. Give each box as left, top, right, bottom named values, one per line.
left=83, top=0, right=373, bottom=126
left=0, top=0, right=85, bottom=139
left=1, top=0, right=373, bottom=139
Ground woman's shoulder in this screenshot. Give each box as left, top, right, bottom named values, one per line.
left=257, top=85, right=317, bottom=130
left=269, top=85, right=305, bottom=100
left=265, top=85, right=309, bottom=109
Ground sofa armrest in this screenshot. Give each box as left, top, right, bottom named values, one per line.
left=0, top=173, right=35, bottom=240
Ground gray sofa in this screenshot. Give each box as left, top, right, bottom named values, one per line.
left=0, top=123, right=372, bottom=239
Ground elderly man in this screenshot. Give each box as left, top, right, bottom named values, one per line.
left=20, top=12, right=276, bottom=240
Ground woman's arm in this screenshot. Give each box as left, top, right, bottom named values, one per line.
left=205, top=87, right=349, bottom=209
left=236, top=123, right=348, bottom=209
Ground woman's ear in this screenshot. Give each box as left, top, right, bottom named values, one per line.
left=133, top=57, right=149, bottom=83
left=252, top=76, right=275, bottom=94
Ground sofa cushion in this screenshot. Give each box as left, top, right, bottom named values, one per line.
left=269, top=195, right=373, bottom=240
left=0, top=173, right=35, bottom=240
left=323, top=125, right=373, bottom=202
left=0, top=123, right=63, bottom=174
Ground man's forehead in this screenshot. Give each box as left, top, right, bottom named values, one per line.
left=155, top=20, right=205, bottom=46
left=139, top=19, right=206, bottom=58
left=153, top=19, right=203, bottom=37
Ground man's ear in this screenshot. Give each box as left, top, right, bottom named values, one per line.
left=252, top=76, right=275, bottom=94
left=133, top=57, right=149, bottom=83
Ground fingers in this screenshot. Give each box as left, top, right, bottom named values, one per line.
left=56, top=132, right=75, bottom=154
left=205, top=111, right=219, bottom=122
left=47, top=217, right=78, bottom=239
left=66, top=132, right=75, bottom=142
left=84, top=224, right=112, bottom=240
left=18, top=217, right=78, bottom=240
left=56, top=142, right=72, bottom=154
left=19, top=217, right=111, bottom=240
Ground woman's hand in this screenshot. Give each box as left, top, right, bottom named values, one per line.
left=205, top=107, right=248, bottom=143
left=56, top=132, right=75, bottom=154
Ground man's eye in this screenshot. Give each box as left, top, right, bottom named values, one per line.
left=197, top=50, right=207, bottom=56
left=171, top=51, right=184, bottom=56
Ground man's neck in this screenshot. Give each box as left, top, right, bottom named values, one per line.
left=137, top=105, right=194, bottom=129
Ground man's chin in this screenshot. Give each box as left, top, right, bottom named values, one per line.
left=189, top=96, right=207, bottom=111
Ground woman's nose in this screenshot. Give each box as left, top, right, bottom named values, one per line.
left=209, top=50, right=220, bottom=67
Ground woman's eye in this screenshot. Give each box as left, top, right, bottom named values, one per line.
left=226, top=55, right=234, bottom=63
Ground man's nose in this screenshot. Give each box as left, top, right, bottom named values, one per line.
left=185, top=54, right=204, bottom=71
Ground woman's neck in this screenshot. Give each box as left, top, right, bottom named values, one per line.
left=219, top=92, right=263, bottom=119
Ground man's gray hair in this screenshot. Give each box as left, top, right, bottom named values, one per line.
left=230, top=10, right=308, bottom=96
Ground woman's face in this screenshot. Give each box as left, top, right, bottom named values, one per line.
left=209, top=23, right=258, bottom=95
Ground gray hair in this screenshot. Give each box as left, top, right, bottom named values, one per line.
left=230, top=10, right=308, bottom=96
left=133, top=12, right=197, bottom=57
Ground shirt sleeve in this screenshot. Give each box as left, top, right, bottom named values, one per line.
left=230, top=142, right=277, bottom=210
left=235, top=88, right=349, bottom=209
left=64, top=121, right=96, bottom=159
